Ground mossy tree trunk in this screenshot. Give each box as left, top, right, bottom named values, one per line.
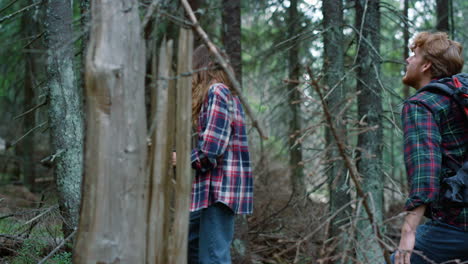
left=355, top=0, right=384, bottom=262
left=323, top=0, right=351, bottom=261
left=44, top=0, right=83, bottom=237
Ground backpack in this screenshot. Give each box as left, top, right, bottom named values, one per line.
left=418, top=73, right=468, bottom=207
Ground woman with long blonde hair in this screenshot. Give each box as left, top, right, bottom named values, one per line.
left=187, top=45, right=253, bottom=264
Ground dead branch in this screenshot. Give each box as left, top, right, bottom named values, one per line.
left=0, top=0, right=20, bottom=14
left=142, top=0, right=160, bottom=33
left=307, top=67, right=392, bottom=264
left=37, top=229, right=76, bottom=264
left=274, top=198, right=360, bottom=260
left=180, top=0, right=268, bottom=140
left=13, top=100, right=47, bottom=120
left=9, top=121, right=47, bottom=149
left=0, top=1, right=42, bottom=24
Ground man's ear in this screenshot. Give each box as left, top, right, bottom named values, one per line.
left=421, top=60, right=432, bottom=74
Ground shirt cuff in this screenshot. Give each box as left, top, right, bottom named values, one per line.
left=191, top=149, right=217, bottom=173
left=404, top=196, right=432, bottom=211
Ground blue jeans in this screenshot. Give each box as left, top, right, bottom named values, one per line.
left=390, top=221, right=468, bottom=263
left=188, top=202, right=235, bottom=264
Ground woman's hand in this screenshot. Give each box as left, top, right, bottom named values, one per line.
left=395, top=230, right=416, bottom=264
left=172, top=152, right=176, bottom=167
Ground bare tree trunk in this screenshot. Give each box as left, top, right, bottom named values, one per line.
left=169, top=28, right=193, bottom=264
left=355, top=0, right=383, bottom=262
left=189, top=0, right=203, bottom=47
left=322, top=0, right=351, bottom=261
left=73, top=0, right=147, bottom=262
left=20, top=7, right=40, bottom=190
left=44, top=0, right=83, bottom=237
left=402, top=0, right=410, bottom=98
left=436, top=0, right=450, bottom=33
left=287, top=0, right=305, bottom=200
left=222, top=0, right=242, bottom=89
left=220, top=1, right=251, bottom=263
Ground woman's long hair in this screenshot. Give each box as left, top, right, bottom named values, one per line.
left=192, top=45, right=233, bottom=126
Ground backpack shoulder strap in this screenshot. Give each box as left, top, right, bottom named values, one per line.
left=418, top=83, right=455, bottom=96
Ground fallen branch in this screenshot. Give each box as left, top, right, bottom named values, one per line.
left=306, top=66, right=391, bottom=264
left=181, top=0, right=268, bottom=140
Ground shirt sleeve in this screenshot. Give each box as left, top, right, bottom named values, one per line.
left=191, top=86, right=232, bottom=172
left=402, top=101, right=442, bottom=211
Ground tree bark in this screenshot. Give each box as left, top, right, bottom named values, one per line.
left=44, top=0, right=83, bottom=237
left=221, top=2, right=251, bottom=263
left=403, top=0, right=410, bottom=98
left=169, top=28, right=193, bottom=264
left=222, top=0, right=242, bottom=89
left=355, top=0, right=384, bottom=262
left=20, top=5, right=40, bottom=190
left=322, top=0, right=351, bottom=261
left=436, top=0, right=450, bottom=33
left=73, top=0, right=147, bottom=263
left=287, top=0, right=305, bottom=200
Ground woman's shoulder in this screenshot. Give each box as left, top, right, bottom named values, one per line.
left=208, top=83, right=232, bottom=99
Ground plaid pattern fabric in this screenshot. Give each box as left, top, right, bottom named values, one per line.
left=191, top=83, right=253, bottom=214
left=403, top=79, right=468, bottom=230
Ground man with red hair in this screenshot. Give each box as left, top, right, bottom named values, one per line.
left=395, top=32, right=468, bottom=264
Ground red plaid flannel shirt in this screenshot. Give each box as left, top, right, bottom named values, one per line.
left=190, top=83, right=253, bottom=214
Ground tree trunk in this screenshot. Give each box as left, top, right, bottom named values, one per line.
left=73, top=0, right=147, bottom=262
left=221, top=2, right=251, bottom=263
left=402, top=0, right=410, bottom=98
left=20, top=6, right=40, bottom=190
left=169, top=28, right=193, bottom=264
left=222, top=0, right=242, bottom=89
left=287, top=0, right=305, bottom=201
left=436, top=0, right=450, bottom=33
left=322, top=0, right=351, bottom=261
left=189, top=0, right=203, bottom=47
left=355, top=0, right=383, bottom=262
left=44, top=0, right=83, bottom=237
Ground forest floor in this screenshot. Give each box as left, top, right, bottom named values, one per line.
left=247, top=162, right=405, bottom=263
left=0, top=177, right=404, bottom=264
left=0, top=184, right=71, bottom=264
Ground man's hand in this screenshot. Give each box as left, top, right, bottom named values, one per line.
left=172, top=152, right=176, bottom=167
left=395, top=205, right=426, bottom=264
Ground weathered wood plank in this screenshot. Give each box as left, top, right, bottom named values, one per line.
left=74, top=0, right=147, bottom=263
left=169, top=28, right=193, bottom=264
left=147, top=38, right=174, bottom=264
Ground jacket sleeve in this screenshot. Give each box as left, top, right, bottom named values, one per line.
left=191, top=86, right=232, bottom=172
left=402, top=100, right=442, bottom=211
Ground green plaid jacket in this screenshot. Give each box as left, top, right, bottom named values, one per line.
left=403, top=78, right=468, bottom=230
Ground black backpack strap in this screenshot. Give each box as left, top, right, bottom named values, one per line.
left=418, top=83, right=455, bottom=96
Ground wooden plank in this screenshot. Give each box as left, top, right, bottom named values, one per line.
left=169, top=27, right=193, bottom=264
left=74, top=0, right=148, bottom=262
left=147, top=39, right=174, bottom=264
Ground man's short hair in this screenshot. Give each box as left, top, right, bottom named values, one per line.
left=411, top=32, right=464, bottom=78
